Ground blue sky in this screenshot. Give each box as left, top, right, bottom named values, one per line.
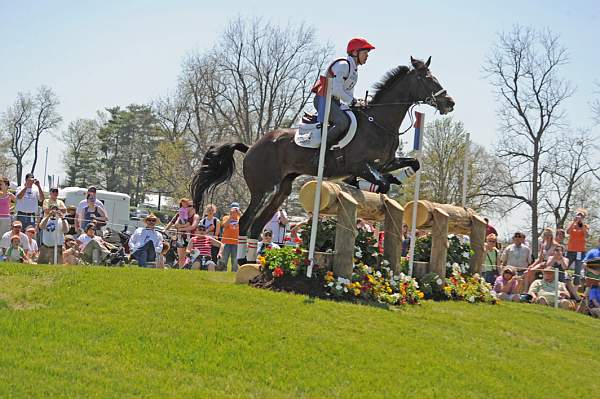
left=1, top=0, right=599, bottom=236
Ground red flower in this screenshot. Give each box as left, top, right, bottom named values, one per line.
left=294, top=248, right=302, bottom=254
left=273, top=267, right=284, bottom=278
left=294, top=237, right=302, bottom=244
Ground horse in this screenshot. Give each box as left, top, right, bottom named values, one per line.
left=192, top=56, right=455, bottom=263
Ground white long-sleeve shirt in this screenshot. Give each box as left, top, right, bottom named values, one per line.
left=129, top=227, right=163, bottom=254
left=329, top=56, right=358, bottom=104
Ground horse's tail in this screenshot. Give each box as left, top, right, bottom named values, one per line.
left=191, top=143, right=249, bottom=210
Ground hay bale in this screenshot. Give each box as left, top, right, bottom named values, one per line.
left=235, top=264, right=261, bottom=284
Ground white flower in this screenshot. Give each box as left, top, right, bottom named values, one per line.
left=375, top=271, right=382, bottom=278
left=413, top=280, right=419, bottom=289
left=335, top=284, right=342, bottom=291
left=327, top=282, right=334, bottom=287
left=393, top=275, right=400, bottom=281
left=462, top=251, right=470, bottom=259
left=436, top=278, right=443, bottom=286
left=382, top=259, right=390, bottom=266
left=343, top=287, right=348, bottom=293
left=468, top=295, right=475, bottom=303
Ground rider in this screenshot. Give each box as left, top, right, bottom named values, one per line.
left=314, top=37, right=375, bottom=146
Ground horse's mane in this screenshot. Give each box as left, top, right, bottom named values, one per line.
left=371, top=65, right=411, bottom=103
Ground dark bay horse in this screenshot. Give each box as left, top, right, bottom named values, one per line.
left=192, top=57, right=454, bottom=261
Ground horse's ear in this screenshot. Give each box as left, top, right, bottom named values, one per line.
left=410, top=56, right=418, bottom=67
left=425, top=56, right=431, bottom=68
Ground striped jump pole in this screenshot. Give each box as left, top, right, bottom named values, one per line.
left=407, top=111, right=425, bottom=277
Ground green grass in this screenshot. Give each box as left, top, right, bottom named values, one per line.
left=0, top=264, right=598, bottom=398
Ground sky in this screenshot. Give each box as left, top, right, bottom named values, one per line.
left=1, top=0, right=599, bottom=238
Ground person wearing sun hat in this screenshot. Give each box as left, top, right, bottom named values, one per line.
left=528, top=267, right=573, bottom=309
left=0, top=220, right=30, bottom=256
left=129, top=213, right=163, bottom=267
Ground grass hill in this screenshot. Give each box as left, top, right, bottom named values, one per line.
left=1, top=264, right=599, bottom=398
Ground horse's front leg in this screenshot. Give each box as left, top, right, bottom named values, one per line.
left=353, top=162, right=392, bottom=194
left=380, top=157, right=420, bottom=186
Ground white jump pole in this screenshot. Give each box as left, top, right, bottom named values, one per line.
left=461, top=132, right=470, bottom=208
left=407, top=111, right=425, bottom=277
left=306, top=77, right=333, bottom=278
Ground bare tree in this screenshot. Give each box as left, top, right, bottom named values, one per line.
left=205, top=17, right=331, bottom=144
left=152, top=91, right=192, bottom=142
left=483, top=25, right=574, bottom=255
left=29, top=86, right=62, bottom=174
left=1, top=86, right=61, bottom=185
left=541, top=129, right=600, bottom=228
left=2, top=93, right=34, bottom=185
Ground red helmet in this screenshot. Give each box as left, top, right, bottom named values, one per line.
left=347, top=38, right=375, bottom=54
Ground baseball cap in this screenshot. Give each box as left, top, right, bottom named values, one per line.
left=87, top=186, right=97, bottom=193
left=25, top=173, right=34, bottom=179
left=230, top=201, right=240, bottom=209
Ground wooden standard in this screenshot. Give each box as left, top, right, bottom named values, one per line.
left=403, top=200, right=487, bottom=276
left=299, top=180, right=404, bottom=277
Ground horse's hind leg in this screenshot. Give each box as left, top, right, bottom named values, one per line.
left=236, top=189, right=272, bottom=265
left=245, top=175, right=296, bottom=262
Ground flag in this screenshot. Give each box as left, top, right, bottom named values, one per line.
left=413, top=111, right=424, bottom=151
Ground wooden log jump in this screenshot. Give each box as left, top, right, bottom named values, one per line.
left=403, top=200, right=487, bottom=277
left=299, top=180, right=404, bottom=277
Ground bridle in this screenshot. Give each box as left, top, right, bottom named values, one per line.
left=356, top=69, right=448, bottom=135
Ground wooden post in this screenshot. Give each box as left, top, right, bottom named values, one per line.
left=430, top=208, right=449, bottom=278
left=333, top=191, right=357, bottom=278
left=469, top=215, right=487, bottom=274
left=383, top=196, right=404, bottom=274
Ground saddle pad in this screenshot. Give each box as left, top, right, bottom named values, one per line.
left=293, top=108, right=357, bottom=150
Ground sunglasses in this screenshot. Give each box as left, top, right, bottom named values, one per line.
left=513, top=235, right=523, bottom=238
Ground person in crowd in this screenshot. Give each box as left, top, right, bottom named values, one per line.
left=78, top=223, right=114, bottom=264
left=500, top=231, right=531, bottom=271
left=62, top=235, right=81, bottom=265
left=588, top=284, right=600, bottom=318
left=5, top=235, right=30, bottom=263
left=528, top=267, right=573, bottom=309
left=165, top=198, right=199, bottom=268
left=545, top=244, right=569, bottom=282
left=493, top=266, right=521, bottom=302
left=42, top=187, right=66, bottom=216
left=482, top=233, right=501, bottom=284
left=0, top=177, right=15, bottom=236
left=555, top=228, right=566, bottom=246
left=401, top=223, right=410, bottom=257
left=186, top=225, right=221, bottom=271
left=15, top=173, right=44, bottom=229
left=484, top=217, right=498, bottom=237
left=129, top=214, right=163, bottom=268
left=566, top=209, right=589, bottom=287
left=218, top=203, right=241, bottom=271
left=257, top=229, right=280, bottom=257
left=528, top=228, right=558, bottom=270
left=38, top=205, right=69, bottom=264
left=0, top=220, right=29, bottom=256
left=199, top=203, right=221, bottom=262
left=64, top=205, right=77, bottom=235
left=75, top=186, right=105, bottom=231
left=583, top=237, right=600, bottom=281
left=25, top=225, right=39, bottom=262
left=356, top=218, right=374, bottom=233
left=77, top=194, right=108, bottom=234
left=265, top=207, right=289, bottom=245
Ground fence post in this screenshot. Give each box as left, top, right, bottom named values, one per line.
left=383, top=196, right=404, bottom=274
left=430, top=208, right=449, bottom=279
left=333, top=191, right=357, bottom=278
left=554, top=268, right=559, bottom=309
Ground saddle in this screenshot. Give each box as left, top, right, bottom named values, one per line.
left=294, top=106, right=357, bottom=150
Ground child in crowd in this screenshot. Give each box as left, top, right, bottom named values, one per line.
left=5, top=235, right=29, bottom=263
left=25, top=226, right=39, bottom=262
left=186, top=226, right=221, bottom=271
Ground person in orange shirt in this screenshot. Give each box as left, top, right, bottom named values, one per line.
left=218, top=203, right=241, bottom=271
left=566, top=209, right=589, bottom=287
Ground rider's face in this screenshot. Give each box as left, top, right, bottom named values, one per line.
left=357, top=50, right=370, bottom=65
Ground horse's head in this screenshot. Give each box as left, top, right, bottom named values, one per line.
left=409, top=56, right=455, bottom=114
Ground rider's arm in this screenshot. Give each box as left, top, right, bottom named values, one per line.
left=330, top=61, right=354, bottom=104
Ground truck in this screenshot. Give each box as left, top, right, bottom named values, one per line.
left=58, top=187, right=133, bottom=232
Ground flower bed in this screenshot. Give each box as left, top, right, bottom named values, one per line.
left=250, top=242, right=495, bottom=307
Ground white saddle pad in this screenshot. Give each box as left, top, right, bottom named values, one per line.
left=293, top=108, right=357, bottom=150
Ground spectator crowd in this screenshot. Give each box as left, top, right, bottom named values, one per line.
left=1, top=173, right=598, bottom=318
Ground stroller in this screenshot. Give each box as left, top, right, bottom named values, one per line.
left=102, top=227, right=131, bottom=266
